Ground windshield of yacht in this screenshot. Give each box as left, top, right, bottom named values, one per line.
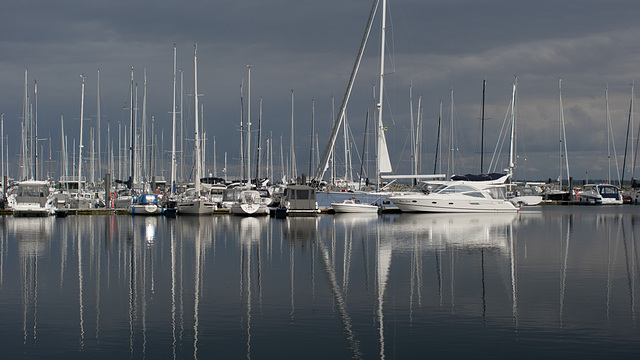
left=485, top=186, right=507, bottom=200
left=435, top=185, right=478, bottom=194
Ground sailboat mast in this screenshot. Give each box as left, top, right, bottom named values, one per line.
left=481, top=79, right=486, bottom=174
left=1, top=113, right=3, bottom=194
left=605, top=87, right=611, bottom=183
left=434, top=101, right=442, bottom=175
left=240, top=82, right=244, bottom=184
left=171, top=44, right=177, bottom=194
left=129, top=67, right=135, bottom=188
left=256, top=98, right=263, bottom=183
left=409, top=84, right=415, bottom=184
left=314, top=0, right=379, bottom=182
left=508, top=78, right=517, bottom=179
left=376, top=0, right=387, bottom=190
left=79, top=73, right=86, bottom=190
left=449, top=88, right=454, bottom=177
left=22, top=68, right=28, bottom=180
left=97, top=69, right=101, bottom=182
left=34, top=79, right=38, bottom=180
left=290, top=89, right=296, bottom=181
left=558, top=78, right=570, bottom=186
left=309, top=99, right=315, bottom=178
left=193, top=44, right=201, bottom=194
left=142, top=69, right=148, bottom=183
left=247, top=64, right=252, bottom=186
left=622, top=83, right=632, bottom=187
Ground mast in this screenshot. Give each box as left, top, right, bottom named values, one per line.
left=142, top=69, right=148, bottom=183
left=290, top=90, right=297, bottom=181
left=256, top=97, right=263, bottom=184
left=22, top=68, right=28, bottom=180
left=193, top=44, right=201, bottom=194
left=606, top=87, right=611, bottom=183
left=410, top=84, right=415, bottom=184
left=247, top=64, right=252, bottom=185
left=309, top=99, right=315, bottom=178
left=413, top=95, right=422, bottom=180
left=622, top=82, right=633, bottom=187
left=1, top=113, right=3, bottom=194
left=34, top=79, right=38, bottom=180
left=240, top=82, right=244, bottom=184
left=359, top=110, right=369, bottom=186
left=508, top=77, right=517, bottom=180
left=97, top=69, right=101, bottom=182
left=171, top=44, right=177, bottom=194
left=79, top=74, right=86, bottom=190
left=129, top=67, right=135, bottom=188
left=180, top=69, right=184, bottom=182
left=481, top=79, right=486, bottom=174
left=449, top=88, right=454, bottom=177
left=434, top=101, right=442, bottom=174
left=376, top=0, right=393, bottom=190
left=558, top=78, right=570, bottom=187
left=315, top=0, right=380, bottom=182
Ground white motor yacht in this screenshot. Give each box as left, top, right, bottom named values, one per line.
left=11, top=180, right=56, bottom=217
left=576, top=184, right=623, bottom=205
left=389, top=181, right=518, bottom=213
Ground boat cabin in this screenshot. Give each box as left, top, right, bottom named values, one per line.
left=279, top=184, right=319, bottom=216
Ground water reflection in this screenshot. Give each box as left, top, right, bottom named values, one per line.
left=0, top=209, right=639, bottom=358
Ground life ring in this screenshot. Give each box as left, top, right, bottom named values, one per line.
left=155, top=188, right=163, bottom=195
left=109, top=191, right=117, bottom=199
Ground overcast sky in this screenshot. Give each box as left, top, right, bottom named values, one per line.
left=2, top=0, right=640, bottom=183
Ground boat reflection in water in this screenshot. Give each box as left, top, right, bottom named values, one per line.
left=388, top=213, right=518, bottom=252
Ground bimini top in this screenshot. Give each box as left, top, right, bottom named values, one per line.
left=450, top=173, right=507, bottom=182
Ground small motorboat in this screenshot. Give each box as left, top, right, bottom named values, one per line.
left=127, top=194, right=164, bottom=215
left=331, top=197, right=379, bottom=213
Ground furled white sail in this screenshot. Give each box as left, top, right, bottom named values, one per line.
left=377, top=117, right=392, bottom=173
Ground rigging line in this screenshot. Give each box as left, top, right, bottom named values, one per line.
left=314, top=0, right=380, bottom=182
left=488, top=96, right=512, bottom=173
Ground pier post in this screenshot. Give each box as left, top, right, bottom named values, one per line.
left=105, top=173, right=111, bottom=208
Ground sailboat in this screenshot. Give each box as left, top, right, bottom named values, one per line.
left=543, top=78, right=572, bottom=202
left=176, top=44, right=216, bottom=215
left=576, top=87, right=623, bottom=205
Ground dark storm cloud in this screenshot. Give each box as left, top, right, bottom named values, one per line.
left=2, top=0, right=640, bottom=181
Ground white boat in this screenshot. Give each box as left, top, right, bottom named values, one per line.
left=11, top=180, right=55, bottom=217
left=389, top=181, right=518, bottom=213
left=230, top=190, right=269, bottom=216
left=508, top=184, right=543, bottom=206
left=331, top=197, right=378, bottom=213
left=177, top=190, right=217, bottom=215
left=127, top=194, right=164, bottom=215
left=576, top=184, right=623, bottom=205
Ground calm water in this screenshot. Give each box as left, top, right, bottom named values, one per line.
left=0, top=206, right=639, bottom=359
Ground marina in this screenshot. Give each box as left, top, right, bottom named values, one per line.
left=1, top=206, right=639, bottom=359
left=4, top=0, right=640, bottom=358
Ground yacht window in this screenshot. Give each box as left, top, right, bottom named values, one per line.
left=297, top=190, right=309, bottom=199
left=465, top=192, right=485, bottom=198
left=485, top=187, right=507, bottom=199
left=438, top=185, right=477, bottom=194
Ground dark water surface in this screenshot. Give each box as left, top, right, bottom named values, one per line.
left=1, top=206, right=639, bottom=359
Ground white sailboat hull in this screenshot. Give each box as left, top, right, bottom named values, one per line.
left=177, top=199, right=216, bottom=215
left=230, top=203, right=269, bottom=216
